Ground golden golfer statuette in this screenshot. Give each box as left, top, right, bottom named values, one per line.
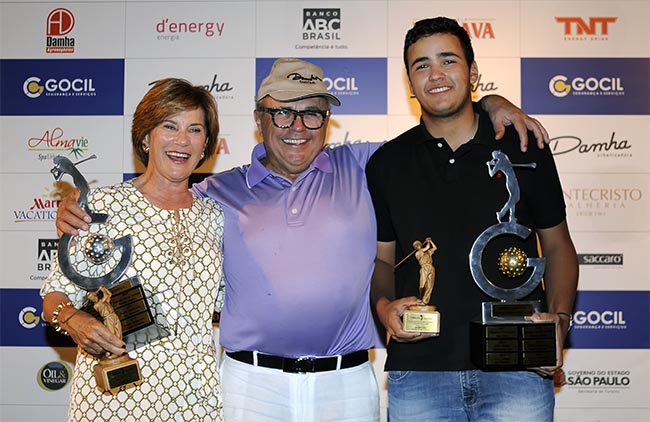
left=90, top=286, right=143, bottom=393
left=399, top=237, right=440, bottom=334
left=469, top=150, right=557, bottom=369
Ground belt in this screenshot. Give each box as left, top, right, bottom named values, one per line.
left=226, top=350, right=368, bottom=373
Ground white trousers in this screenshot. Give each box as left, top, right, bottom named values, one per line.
left=220, top=354, right=380, bottom=422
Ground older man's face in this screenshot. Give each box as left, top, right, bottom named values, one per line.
left=255, top=96, right=330, bottom=182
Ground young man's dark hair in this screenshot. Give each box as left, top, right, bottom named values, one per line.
left=403, top=17, right=475, bottom=73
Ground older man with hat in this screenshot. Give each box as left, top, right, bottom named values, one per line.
left=55, top=58, right=549, bottom=422
left=197, top=57, right=383, bottom=421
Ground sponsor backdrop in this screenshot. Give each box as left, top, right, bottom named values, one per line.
left=1, top=1, right=648, bottom=421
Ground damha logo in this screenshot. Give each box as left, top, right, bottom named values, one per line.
left=46, top=8, right=75, bottom=53
left=549, top=132, right=631, bottom=156
left=555, top=17, right=617, bottom=41
left=23, top=77, right=96, bottom=99
left=303, top=8, right=341, bottom=41
left=37, top=361, right=72, bottom=391
left=19, top=306, right=41, bottom=329
left=472, top=73, right=499, bottom=95
left=549, top=74, right=624, bottom=98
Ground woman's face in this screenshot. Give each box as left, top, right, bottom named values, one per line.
left=143, top=107, right=206, bottom=185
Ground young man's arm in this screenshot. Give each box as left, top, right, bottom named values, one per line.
left=532, top=219, right=579, bottom=375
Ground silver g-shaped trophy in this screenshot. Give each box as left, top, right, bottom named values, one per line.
left=468, top=150, right=556, bottom=370
left=51, top=156, right=156, bottom=393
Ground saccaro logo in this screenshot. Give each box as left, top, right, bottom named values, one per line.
left=549, top=74, right=624, bottom=98
left=578, top=254, right=623, bottom=265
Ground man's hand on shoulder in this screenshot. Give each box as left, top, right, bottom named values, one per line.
left=56, top=193, right=91, bottom=237
left=480, top=94, right=550, bottom=152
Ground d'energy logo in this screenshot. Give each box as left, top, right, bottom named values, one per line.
left=549, top=74, right=623, bottom=98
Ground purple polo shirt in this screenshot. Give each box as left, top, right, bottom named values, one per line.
left=192, top=142, right=382, bottom=357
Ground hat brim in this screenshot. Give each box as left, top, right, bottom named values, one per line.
left=258, top=91, right=341, bottom=107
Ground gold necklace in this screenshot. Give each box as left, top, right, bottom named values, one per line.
left=166, top=209, right=192, bottom=269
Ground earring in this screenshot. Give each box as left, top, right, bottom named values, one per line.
left=200, top=151, right=205, bottom=159
left=142, top=134, right=150, bottom=153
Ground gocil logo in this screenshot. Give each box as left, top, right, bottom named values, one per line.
left=549, top=74, right=624, bottom=98
left=19, top=306, right=41, bottom=329
left=549, top=75, right=571, bottom=97
left=23, top=77, right=45, bottom=98
left=574, top=310, right=626, bottom=327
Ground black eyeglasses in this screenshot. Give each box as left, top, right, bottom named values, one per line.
left=257, top=106, right=330, bottom=130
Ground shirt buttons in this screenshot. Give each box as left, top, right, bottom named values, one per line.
left=291, top=208, right=298, bottom=215
left=449, top=158, right=456, bottom=164
left=437, top=142, right=443, bottom=148
left=291, top=186, right=298, bottom=192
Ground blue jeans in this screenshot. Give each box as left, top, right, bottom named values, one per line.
left=388, top=370, right=554, bottom=422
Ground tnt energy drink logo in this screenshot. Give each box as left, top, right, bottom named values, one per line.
left=555, top=16, right=617, bottom=41
left=303, top=8, right=340, bottom=40
left=37, top=361, right=72, bottom=391
left=46, top=8, right=75, bottom=53
left=578, top=254, right=623, bottom=266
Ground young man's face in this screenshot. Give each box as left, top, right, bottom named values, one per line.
left=406, top=33, right=478, bottom=120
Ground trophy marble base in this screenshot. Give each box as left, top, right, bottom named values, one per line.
left=403, top=305, right=440, bottom=334
left=470, top=320, right=556, bottom=370
left=94, top=354, right=143, bottom=394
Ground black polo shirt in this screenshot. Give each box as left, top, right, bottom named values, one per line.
left=366, top=107, right=567, bottom=371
